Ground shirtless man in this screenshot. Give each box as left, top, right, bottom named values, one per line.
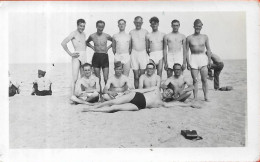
left=186, top=19, right=212, bottom=101
left=164, top=19, right=187, bottom=78
left=71, top=63, right=100, bottom=104
left=61, top=19, right=87, bottom=97
left=103, top=62, right=132, bottom=101
left=86, top=20, right=113, bottom=88
left=161, top=63, right=194, bottom=102
left=130, top=16, right=149, bottom=89
left=112, top=19, right=131, bottom=76
left=82, top=87, right=200, bottom=113
left=139, top=63, right=161, bottom=89
left=146, top=17, right=165, bottom=78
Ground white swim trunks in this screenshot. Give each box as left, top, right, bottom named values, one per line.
left=167, top=51, right=183, bottom=69
left=131, top=50, right=149, bottom=70
left=75, top=51, right=88, bottom=65
left=114, top=53, right=130, bottom=64
left=149, top=50, right=163, bottom=65
left=79, top=91, right=99, bottom=100
left=190, top=53, right=208, bottom=69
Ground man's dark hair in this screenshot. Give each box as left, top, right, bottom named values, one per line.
left=134, top=16, right=143, bottom=21
left=77, top=19, right=86, bottom=26
left=149, top=17, right=159, bottom=24
left=118, top=19, right=126, bottom=24
left=96, top=20, right=105, bottom=27
left=173, top=63, right=182, bottom=70
left=171, top=19, right=180, bottom=25
left=114, top=61, right=123, bottom=69
left=81, top=63, right=92, bottom=68
left=146, top=63, right=155, bottom=69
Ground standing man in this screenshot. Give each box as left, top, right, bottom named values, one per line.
left=61, top=19, right=87, bottom=98
left=146, top=17, right=165, bottom=78
left=207, top=52, right=224, bottom=90
left=186, top=19, right=212, bottom=101
left=139, top=63, right=161, bottom=89
left=130, top=16, right=149, bottom=89
left=86, top=20, right=113, bottom=92
left=112, top=19, right=131, bottom=76
left=163, top=19, right=187, bottom=78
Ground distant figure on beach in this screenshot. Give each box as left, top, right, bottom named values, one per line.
left=146, top=17, right=165, bottom=78
left=186, top=19, right=212, bottom=101
left=86, top=20, right=113, bottom=88
left=61, top=19, right=87, bottom=98
left=139, top=63, right=161, bottom=89
left=207, top=52, right=224, bottom=90
left=70, top=63, right=99, bottom=104
left=82, top=87, right=200, bottom=113
left=164, top=19, right=187, bottom=78
left=31, top=70, right=52, bottom=96
left=161, top=63, right=194, bottom=102
left=103, top=62, right=132, bottom=101
left=130, top=16, right=149, bottom=89
left=112, top=19, right=131, bottom=76
left=9, top=72, right=20, bottom=97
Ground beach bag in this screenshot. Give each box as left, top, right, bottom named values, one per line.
left=181, top=130, right=203, bottom=140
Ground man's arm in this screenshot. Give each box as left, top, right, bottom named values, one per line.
left=86, top=35, right=95, bottom=51
left=112, top=36, right=116, bottom=55
left=61, top=32, right=78, bottom=57
left=182, top=35, right=187, bottom=70
left=205, top=35, right=212, bottom=67
left=129, top=35, right=132, bottom=54
left=156, top=75, right=161, bottom=88
left=131, top=86, right=158, bottom=93
left=161, top=79, right=170, bottom=90
left=163, top=35, right=168, bottom=70
left=183, top=77, right=194, bottom=93
left=106, top=34, right=113, bottom=52
left=185, top=37, right=191, bottom=70
left=145, top=35, right=150, bottom=55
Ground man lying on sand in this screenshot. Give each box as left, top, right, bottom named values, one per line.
left=82, top=87, right=200, bottom=113
left=161, top=63, right=194, bottom=102
left=103, top=61, right=131, bottom=101
left=70, top=63, right=99, bottom=104
left=31, top=70, right=52, bottom=96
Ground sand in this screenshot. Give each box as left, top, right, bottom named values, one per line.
left=9, top=87, right=246, bottom=148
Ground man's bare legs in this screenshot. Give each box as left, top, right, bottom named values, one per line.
left=163, top=101, right=201, bottom=109
left=70, top=95, right=94, bottom=105
left=71, top=58, right=80, bottom=96
left=102, top=67, right=109, bottom=85
left=83, top=103, right=139, bottom=113
left=157, top=59, right=163, bottom=78
left=133, top=69, right=145, bottom=89
left=191, top=69, right=199, bottom=100
left=200, top=66, right=209, bottom=101
left=123, top=61, right=131, bottom=76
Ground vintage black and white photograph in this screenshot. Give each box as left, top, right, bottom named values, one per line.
left=2, top=1, right=259, bottom=161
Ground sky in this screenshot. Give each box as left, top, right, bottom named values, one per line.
left=8, top=3, right=246, bottom=64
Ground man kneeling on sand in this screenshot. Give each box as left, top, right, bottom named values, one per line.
left=31, top=70, right=52, bottom=96
left=103, top=61, right=132, bottom=101
left=161, top=63, right=194, bottom=102
left=82, top=86, right=200, bottom=113
left=70, top=63, right=99, bottom=104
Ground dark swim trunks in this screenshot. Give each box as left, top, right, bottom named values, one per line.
left=92, top=53, right=109, bottom=68
left=129, top=92, right=146, bottom=110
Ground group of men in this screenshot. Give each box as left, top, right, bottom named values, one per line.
left=61, top=16, right=224, bottom=112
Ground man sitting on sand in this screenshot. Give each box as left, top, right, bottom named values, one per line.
left=161, top=63, right=194, bottom=102
left=31, top=70, right=52, bottom=96
left=82, top=87, right=200, bottom=113
left=71, top=63, right=100, bottom=104
left=139, top=63, right=161, bottom=89
left=103, top=61, right=132, bottom=101
left=9, top=72, right=20, bottom=97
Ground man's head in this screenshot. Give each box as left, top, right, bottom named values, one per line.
left=193, top=19, right=203, bottom=34
left=173, top=63, right=182, bottom=76
left=118, top=19, right=126, bottom=31
left=96, top=20, right=105, bottom=34
left=114, top=61, right=123, bottom=77
left=162, top=88, right=174, bottom=100
left=149, top=17, right=159, bottom=32
left=171, top=19, right=180, bottom=33
left=38, top=69, right=46, bottom=78
left=134, top=16, right=143, bottom=30
left=77, top=19, right=86, bottom=33
left=146, top=63, right=155, bottom=76
left=81, top=63, right=93, bottom=78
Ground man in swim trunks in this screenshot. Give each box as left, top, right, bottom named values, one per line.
left=103, top=61, right=132, bottom=101
left=207, top=52, right=224, bottom=90
left=161, top=63, right=194, bottom=102
left=186, top=19, right=212, bottom=101
left=31, top=70, right=52, bottom=96
left=139, top=63, right=161, bottom=89
left=163, top=19, right=187, bottom=78
left=82, top=87, right=200, bottom=113
left=146, top=17, right=165, bottom=78
left=86, top=20, right=113, bottom=91
left=70, top=63, right=100, bottom=105
left=112, top=19, right=131, bottom=76
left=130, top=16, right=149, bottom=89
left=61, top=19, right=87, bottom=98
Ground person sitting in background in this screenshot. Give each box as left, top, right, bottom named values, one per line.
left=71, top=63, right=100, bottom=104
left=31, top=69, right=52, bottom=96
left=9, top=72, right=20, bottom=97
left=103, top=61, right=132, bottom=101
left=207, top=52, right=224, bottom=90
